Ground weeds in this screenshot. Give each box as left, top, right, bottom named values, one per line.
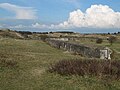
left=49, top=59, right=120, bottom=79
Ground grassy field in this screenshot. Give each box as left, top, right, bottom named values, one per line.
left=0, top=38, right=120, bottom=90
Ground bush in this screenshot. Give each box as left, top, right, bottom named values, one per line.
left=108, top=36, right=117, bottom=45
left=49, top=59, right=120, bottom=79
left=40, top=35, right=49, bottom=41
left=96, top=38, right=103, bottom=44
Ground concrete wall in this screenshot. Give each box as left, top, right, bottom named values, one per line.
left=46, top=39, right=101, bottom=58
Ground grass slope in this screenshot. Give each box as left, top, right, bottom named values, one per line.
left=0, top=38, right=120, bottom=90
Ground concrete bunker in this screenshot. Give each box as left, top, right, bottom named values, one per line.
left=46, top=38, right=112, bottom=59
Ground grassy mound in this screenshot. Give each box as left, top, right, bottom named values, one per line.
left=0, top=29, right=24, bottom=39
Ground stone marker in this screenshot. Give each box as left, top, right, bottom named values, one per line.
left=100, top=47, right=112, bottom=60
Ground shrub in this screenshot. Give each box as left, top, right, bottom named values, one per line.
left=40, top=35, right=49, bottom=41
left=96, top=38, right=103, bottom=44
left=49, top=59, right=120, bottom=79
left=108, top=36, right=117, bottom=45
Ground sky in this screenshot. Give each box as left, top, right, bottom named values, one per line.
left=0, top=0, right=120, bottom=33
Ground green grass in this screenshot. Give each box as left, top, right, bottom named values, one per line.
left=0, top=38, right=120, bottom=90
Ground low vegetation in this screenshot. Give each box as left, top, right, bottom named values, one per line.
left=49, top=59, right=120, bottom=79
left=0, top=58, right=18, bottom=68
left=0, top=30, right=120, bottom=90
left=40, top=34, right=49, bottom=41
left=96, top=38, right=103, bottom=44
left=0, top=29, right=24, bottom=39
left=108, top=36, right=117, bottom=45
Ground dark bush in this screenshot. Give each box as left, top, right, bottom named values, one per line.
left=49, top=59, right=120, bottom=79
left=96, top=38, right=103, bottom=44
left=108, top=36, right=117, bottom=45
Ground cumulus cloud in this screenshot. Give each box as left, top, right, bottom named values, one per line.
left=0, top=3, right=37, bottom=19
left=32, top=4, right=120, bottom=29
left=57, top=4, right=120, bottom=29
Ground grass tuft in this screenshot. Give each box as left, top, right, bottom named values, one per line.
left=0, top=58, right=18, bottom=68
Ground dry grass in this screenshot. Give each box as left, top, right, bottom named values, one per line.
left=49, top=59, right=120, bottom=79
left=0, top=38, right=120, bottom=90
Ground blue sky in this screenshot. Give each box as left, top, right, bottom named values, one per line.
left=0, top=0, right=120, bottom=33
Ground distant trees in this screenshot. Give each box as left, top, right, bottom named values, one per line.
left=18, top=31, right=32, bottom=35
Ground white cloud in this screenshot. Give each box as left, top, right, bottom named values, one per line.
left=63, top=4, right=120, bottom=28
left=1, top=4, right=120, bottom=30
left=32, top=23, right=48, bottom=28
left=31, top=22, right=71, bottom=30
left=9, top=24, right=27, bottom=29
left=0, top=24, right=7, bottom=28
left=0, top=3, right=37, bottom=19
left=32, top=4, right=120, bottom=29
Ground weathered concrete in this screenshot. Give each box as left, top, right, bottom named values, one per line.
left=46, top=38, right=112, bottom=59
left=100, top=47, right=112, bottom=59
